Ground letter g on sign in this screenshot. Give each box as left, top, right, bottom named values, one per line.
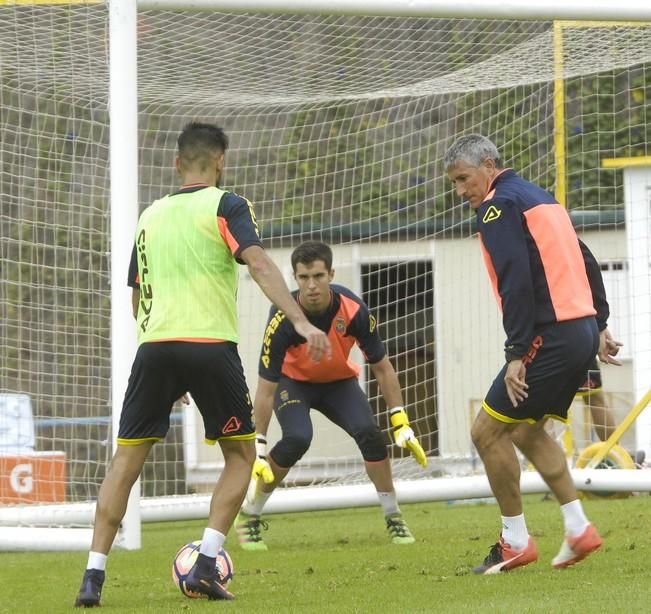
left=10, top=463, right=33, bottom=494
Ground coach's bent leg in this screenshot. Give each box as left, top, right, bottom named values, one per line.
left=209, top=438, right=255, bottom=534
left=511, top=421, right=577, bottom=505
left=91, top=441, right=154, bottom=554
left=471, top=411, right=522, bottom=516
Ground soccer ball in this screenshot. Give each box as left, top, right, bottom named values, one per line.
left=172, top=540, right=234, bottom=598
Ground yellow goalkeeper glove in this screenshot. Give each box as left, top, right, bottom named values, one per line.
left=252, top=434, right=275, bottom=484
left=389, top=407, right=428, bottom=468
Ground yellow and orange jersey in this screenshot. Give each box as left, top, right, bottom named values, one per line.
left=259, top=284, right=386, bottom=383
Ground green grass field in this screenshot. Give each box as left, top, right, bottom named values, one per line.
left=2, top=495, right=650, bottom=613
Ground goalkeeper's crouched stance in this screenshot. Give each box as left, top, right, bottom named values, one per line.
left=236, top=241, right=428, bottom=551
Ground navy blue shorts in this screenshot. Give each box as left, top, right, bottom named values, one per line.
left=118, top=341, right=254, bottom=444
left=269, top=376, right=387, bottom=466
left=483, top=317, right=599, bottom=424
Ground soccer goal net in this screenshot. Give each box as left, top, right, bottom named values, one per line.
left=2, top=1, right=651, bottom=549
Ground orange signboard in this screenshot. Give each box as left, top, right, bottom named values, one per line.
left=0, top=452, right=66, bottom=504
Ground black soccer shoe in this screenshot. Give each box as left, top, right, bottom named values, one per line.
left=185, top=553, right=235, bottom=600
left=472, top=536, right=538, bottom=575
left=74, top=569, right=105, bottom=608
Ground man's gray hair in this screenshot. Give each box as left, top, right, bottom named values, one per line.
left=444, top=134, right=502, bottom=171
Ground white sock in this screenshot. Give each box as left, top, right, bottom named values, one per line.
left=199, top=528, right=225, bottom=558
left=242, top=490, right=272, bottom=516
left=560, top=500, right=589, bottom=537
left=501, top=514, right=529, bottom=551
left=87, top=551, right=107, bottom=571
left=378, top=491, right=400, bottom=517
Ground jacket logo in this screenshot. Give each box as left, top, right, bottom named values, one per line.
left=335, top=316, right=346, bottom=334
left=482, top=205, right=502, bottom=223
left=222, top=416, right=242, bottom=434
left=280, top=389, right=289, bottom=402
left=522, top=335, right=543, bottom=367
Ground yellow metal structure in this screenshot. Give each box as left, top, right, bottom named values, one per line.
left=585, top=388, right=651, bottom=468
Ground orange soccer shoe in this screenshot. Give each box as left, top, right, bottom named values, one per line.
left=473, top=536, right=539, bottom=575
left=552, top=523, right=603, bottom=569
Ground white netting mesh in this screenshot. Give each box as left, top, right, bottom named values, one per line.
left=1, top=5, right=112, bottom=509
left=1, top=6, right=649, bottom=531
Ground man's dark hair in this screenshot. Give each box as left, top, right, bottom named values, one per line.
left=177, top=122, right=229, bottom=171
left=291, top=241, right=333, bottom=272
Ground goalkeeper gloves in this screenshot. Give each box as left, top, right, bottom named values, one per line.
left=389, top=407, right=428, bottom=468
left=252, top=434, right=275, bottom=484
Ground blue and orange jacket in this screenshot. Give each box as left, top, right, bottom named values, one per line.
left=476, top=169, right=608, bottom=361
left=258, top=284, right=386, bottom=383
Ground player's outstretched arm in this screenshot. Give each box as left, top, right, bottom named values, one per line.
left=370, top=357, right=428, bottom=468
left=241, top=245, right=331, bottom=363
left=251, top=377, right=278, bottom=484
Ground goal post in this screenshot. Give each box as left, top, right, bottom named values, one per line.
left=0, top=0, right=141, bottom=552
left=109, top=0, right=141, bottom=551
left=2, top=2, right=651, bottom=551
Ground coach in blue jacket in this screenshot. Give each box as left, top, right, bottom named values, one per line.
left=444, top=134, right=621, bottom=575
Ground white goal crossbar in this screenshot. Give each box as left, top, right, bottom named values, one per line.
left=1, top=469, right=648, bottom=550
left=139, top=0, right=651, bottom=22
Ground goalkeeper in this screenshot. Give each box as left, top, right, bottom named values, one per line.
left=236, top=240, right=427, bottom=550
